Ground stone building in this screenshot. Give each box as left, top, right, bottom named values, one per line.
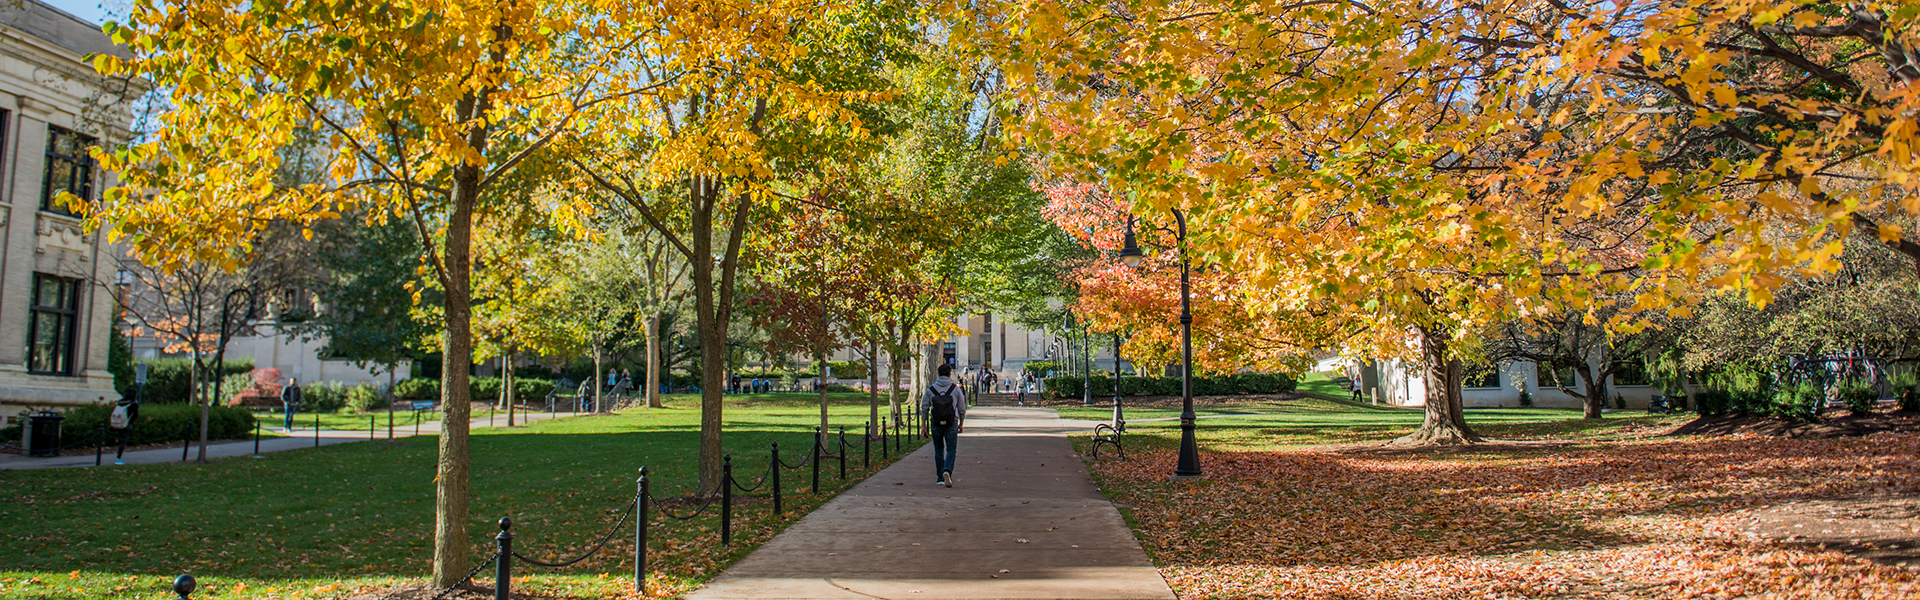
left=0, top=1, right=132, bottom=419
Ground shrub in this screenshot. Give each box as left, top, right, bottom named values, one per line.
left=1024, top=361, right=1058, bottom=377
left=824, top=383, right=860, bottom=393
left=1613, top=394, right=1627, bottom=410
left=2, top=402, right=258, bottom=443
left=1889, top=368, right=1920, bottom=413
left=1694, top=389, right=1733, bottom=417
left=825, top=360, right=869, bottom=380
left=1841, top=381, right=1877, bottom=416
left=394, top=377, right=440, bottom=400
left=131, top=358, right=255, bottom=404
left=300, top=382, right=354, bottom=413
left=1518, top=391, right=1534, bottom=407
left=345, top=384, right=387, bottom=413
left=1045, top=372, right=1295, bottom=399
left=1771, top=382, right=1823, bottom=422
left=470, top=377, right=557, bottom=403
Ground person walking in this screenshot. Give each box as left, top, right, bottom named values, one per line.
left=1350, top=378, right=1364, bottom=402
left=108, top=393, right=140, bottom=464
left=281, top=378, right=302, bottom=429
left=922, top=364, right=966, bottom=487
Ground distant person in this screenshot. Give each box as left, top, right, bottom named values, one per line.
left=281, top=378, right=302, bottom=429
left=1351, top=379, right=1364, bottom=402
left=578, top=380, right=594, bottom=412
left=922, top=364, right=966, bottom=487
left=109, top=393, right=140, bottom=465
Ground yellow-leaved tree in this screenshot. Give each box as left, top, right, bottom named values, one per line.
left=969, top=0, right=1920, bottom=443
left=84, top=0, right=657, bottom=585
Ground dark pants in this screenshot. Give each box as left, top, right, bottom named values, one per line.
left=931, top=423, right=959, bottom=478
left=284, top=405, right=295, bottom=429
left=114, top=427, right=131, bottom=459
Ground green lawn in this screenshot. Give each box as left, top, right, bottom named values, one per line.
left=1056, top=371, right=1694, bottom=449
left=1, top=393, right=922, bottom=600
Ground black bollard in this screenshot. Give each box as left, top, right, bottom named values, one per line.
left=863, top=422, right=871, bottom=470
left=495, top=518, right=513, bottom=600
left=314, top=413, right=320, bottom=447
left=770, top=443, right=782, bottom=516
left=838, top=426, right=847, bottom=480
left=388, top=409, right=394, bottom=440
left=811, top=428, right=821, bottom=495
left=182, top=418, right=191, bottom=462
left=253, top=421, right=261, bottom=455
left=369, top=415, right=375, bottom=441
left=635, top=468, right=649, bottom=595
left=172, top=574, right=196, bottom=600
left=96, top=423, right=105, bottom=466
left=881, top=417, right=889, bottom=459
left=721, top=454, right=733, bottom=546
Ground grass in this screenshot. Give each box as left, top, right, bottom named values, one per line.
left=1055, top=371, right=1696, bottom=448
left=1, top=392, right=923, bottom=600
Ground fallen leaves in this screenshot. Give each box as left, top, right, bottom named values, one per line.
left=1090, top=431, right=1920, bottom=599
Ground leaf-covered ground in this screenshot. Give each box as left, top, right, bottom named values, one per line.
left=1083, top=423, right=1920, bottom=599
left=0, top=393, right=921, bottom=600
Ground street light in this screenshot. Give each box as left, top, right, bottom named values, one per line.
left=205, top=287, right=258, bottom=463
left=1112, top=331, right=1126, bottom=433
left=1067, top=314, right=1093, bottom=406
left=1119, top=210, right=1201, bottom=479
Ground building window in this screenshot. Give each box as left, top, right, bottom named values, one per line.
left=0, top=108, right=11, bottom=183
left=28, top=274, right=83, bottom=375
left=42, top=125, right=97, bottom=216
left=1611, top=361, right=1652, bottom=386
left=1463, top=363, right=1502, bottom=389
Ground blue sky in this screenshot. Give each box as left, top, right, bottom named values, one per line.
left=41, top=1, right=116, bottom=26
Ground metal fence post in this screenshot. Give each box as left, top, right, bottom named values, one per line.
left=837, top=426, right=846, bottom=480
left=495, top=518, right=513, bottom=600
left=182, top=417, right=192, bottom=462
left=770, top=443, right=782, bottom=516
left=172, top=574, right=196, bottom=599
left=369, top=415, right=375, bottom=441
left=881, top=417, right=889, bottom=459
left=95, top=423, right=105, bottom=466
left=721, top=454, right=733, bottom=546
left=314, top=413, right=321, bottom=447
left=635, top=468, right=649, bottom=596
left=253, top=421, right=261, bottom=455
left=863, top=422, right=870, bottom=470
left=811, top=429, right=821, bottom=495
left=388, top=409, right=394, bottom=440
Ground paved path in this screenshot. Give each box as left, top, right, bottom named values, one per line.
left=686, top=406, right=1175, bottom=600
left=0, top=408, right=578, bottom=470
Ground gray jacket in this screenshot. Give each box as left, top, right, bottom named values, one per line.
left=921, top=376, right=966, bottom=423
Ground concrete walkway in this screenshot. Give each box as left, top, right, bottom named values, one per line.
left=686, top=406, right=1175, bottom=600
left=0, top=408, right=579, bottom=470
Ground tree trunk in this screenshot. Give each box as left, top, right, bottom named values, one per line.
left=592, top=343, right=605, bottom=414
left=691, top=174, right=730, bottom=496
left=888, top=347, right=903, bottom=422
left=1392, top=325, right=1481, bottom=446
left=1583, top=366, right=1608, bottom=419
left=817, top=351, right=830, bottom=450
left=431, top=169, right=478, bottom=588
left=646, top=313, right=663, bottom=408
left=868, top=342, right=879, bottom=434
left=193, top=355, right=210, bottom=462
left=504, top=349, right=516, bottom=427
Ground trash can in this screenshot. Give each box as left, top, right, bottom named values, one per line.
left=27, top=411, right=65, bottom=457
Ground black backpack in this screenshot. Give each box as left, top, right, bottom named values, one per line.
left=929, top=385, right=959, bottom=426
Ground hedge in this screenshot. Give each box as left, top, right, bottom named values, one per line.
left=471, top=377, right=557, bottom=403
left=1, top=403, right=257, bottom=444
left=1044, top=372, right=1296, bottom=399
left=131, top=358, right=256, bottom=404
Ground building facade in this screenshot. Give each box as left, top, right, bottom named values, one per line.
left=0, top=1, right=130, bottom=419
left=1351, top=357, right=1665, bottom=410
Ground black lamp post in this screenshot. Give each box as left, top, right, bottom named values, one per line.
left=1112, top=331, right=1125, bottom=433
left=1118, top=212, right=1200, bottom=479
left=1067, top=314, right=1093, bottom=406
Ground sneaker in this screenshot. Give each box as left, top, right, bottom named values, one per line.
left=113, top=459, right=124, bottom=465
left=941, top=472, right=953, bottom=487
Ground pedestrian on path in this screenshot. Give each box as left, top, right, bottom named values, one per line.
left=109, top=393, right=140, bottom=464
left=281, top=378, right=302, bottom=429
left=922, top=363, right=965, bottom=487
